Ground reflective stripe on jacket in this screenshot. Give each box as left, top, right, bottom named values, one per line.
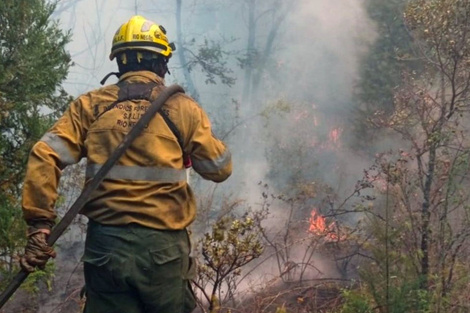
left=22, top=71, right=232, bottom=230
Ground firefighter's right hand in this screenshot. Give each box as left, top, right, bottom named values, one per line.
left=20, top=230, right=56, bottom=272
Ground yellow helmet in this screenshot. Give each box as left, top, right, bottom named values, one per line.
left=110, top=15, right=175, bottom=60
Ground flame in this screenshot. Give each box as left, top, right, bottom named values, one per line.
left=308, top=209, right=340, bottom=241
left=328, top=127, right=342, bottom=144
left=316, top=127, right=343, bottom=150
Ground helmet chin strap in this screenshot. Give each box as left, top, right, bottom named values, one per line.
left=100, top=72, right=121, bottom=85
left=153, top=61, right=170, bottom=78
left=99, top=68, right=169, bottom=86
left=100, top=54, right=170, bottom=85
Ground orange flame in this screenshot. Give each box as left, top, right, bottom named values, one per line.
left=329, top=127, right=342, bottom=144
left=308, top=210, right=340, bottom=241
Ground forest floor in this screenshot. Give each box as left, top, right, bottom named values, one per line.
left=1, top=241, right=349, bottom=313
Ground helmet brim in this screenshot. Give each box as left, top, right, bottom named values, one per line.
left=110, top=41, right=172, bottom=60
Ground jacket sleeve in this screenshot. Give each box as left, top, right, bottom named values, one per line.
left=22, top=95, right=91, bottom=229
left=185, top=102, right=232, bottom=183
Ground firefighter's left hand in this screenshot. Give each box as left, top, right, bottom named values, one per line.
left=20, top=230, right=56, bottom=272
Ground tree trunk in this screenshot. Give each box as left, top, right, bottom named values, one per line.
left=242, top=0, right=256, bottom=107
left=176, top=0, right=199, bottom=100
left=251, top=13, right=286, bottom=104
left=420, top=145, right=435, bottom=290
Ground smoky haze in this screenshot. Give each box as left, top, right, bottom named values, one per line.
left=45, top=0, right=374, bottom=294
left=58, top=0, right=375, bottom=193
left=52, top=0, right=378, bottom=234
left=15, top=2, right=379, bottom=312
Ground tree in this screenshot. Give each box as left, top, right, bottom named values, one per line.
left=175, top=0, right=236, bottom=101
left=348, top=0, right=419, bottom=151
left=0, top=0, right=72, bottom=288
left=401, top=0, right=470, bottom=294
left=341, top=0, right=470, bottom=311
left=239, top=0, right=294, bottom=109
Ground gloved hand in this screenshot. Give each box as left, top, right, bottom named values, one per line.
left=20, top=230, right=56, bottom=272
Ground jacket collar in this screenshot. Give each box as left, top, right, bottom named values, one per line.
left=118, top=71, right=165, bottom=85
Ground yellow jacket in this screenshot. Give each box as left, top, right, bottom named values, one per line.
left=22, top=71, right=232, bottom=230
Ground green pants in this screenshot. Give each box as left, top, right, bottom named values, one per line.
left=82, top=220, right=196, bottom=313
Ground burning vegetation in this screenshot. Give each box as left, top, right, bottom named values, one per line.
left=308, top=209, right=341, bottom=242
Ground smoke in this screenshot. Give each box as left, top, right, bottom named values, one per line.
left=49, top=0, right=377, bottom=299
left=224, top=0, right=378, bottom=203
left=282, top=0, right=376, bottom=105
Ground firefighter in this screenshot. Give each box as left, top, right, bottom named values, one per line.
left=20, top=15, right=232, bottom=313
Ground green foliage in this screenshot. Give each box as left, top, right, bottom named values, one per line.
left=340, top=288, right=373, bottom=313
left=0, top=0, right=72, bottom=289
left=195, top=210, right=264, bottom=312
left=202, top=214, right=263, bottom=268
left=0, top=195, right=26, bottom=281
left=0, top=0, right=72, bottom=194
left=21, top=262, right=55, bottom=294
left=352, top=201, right=432, bottom=312
left=275, top=305, right=288, bottom=313
left=340, top=280, right=431, bottom=313
left=405, top=0, right=470, bottom=62
left=186, top=38, right=236, bottom=87
left=368, top=276, right=430, bottom=312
